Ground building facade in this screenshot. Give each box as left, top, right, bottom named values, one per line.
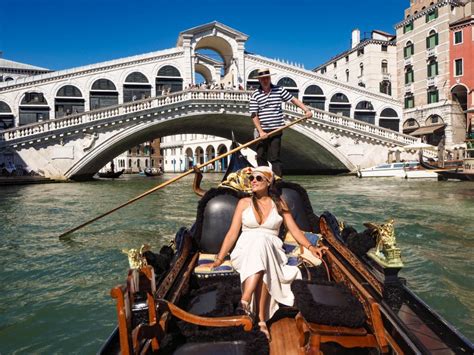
left=312, top=29, right=399, bottom=131
left=109, top=139, right=162, bottom=173
left=449, top=15, right=474, bottom=136
left=396, top=0, right=473, bottom=145
left=160, top=134, right=257, bottom=173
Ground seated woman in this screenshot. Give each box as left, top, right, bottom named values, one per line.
left=211, top=166, right=327, bottom=340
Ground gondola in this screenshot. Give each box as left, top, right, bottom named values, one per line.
left=144, top=168, right=163, bottom=177
left=99, top=150, right=473, bottom=355
left=97, top=169, right=125, bottom=179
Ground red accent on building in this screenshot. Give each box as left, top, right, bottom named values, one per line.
left=450, top=17, right=474, bottom=136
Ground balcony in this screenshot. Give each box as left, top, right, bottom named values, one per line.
left=382, top=73, right=391, bottom=80
left=404, top=57, right=413, bottom=67
left=405, top=83, right=414, bottom=93
left=427, top=77, right=436, bottom=87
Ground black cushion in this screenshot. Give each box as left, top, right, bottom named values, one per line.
left=292, top=280, right=366, bottom=328
left=173, top=341, right=247, bottom=355
left=200, top=194, right=239, bottom=254
left=281, top=188, right=311, bottom=231
left=188, top=289, right=218, bottom=316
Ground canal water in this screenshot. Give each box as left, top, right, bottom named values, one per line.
left=0, top=174, right=473, bottom=353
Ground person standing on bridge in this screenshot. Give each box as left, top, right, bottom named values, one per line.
left=250, top=68, right=312, bottom=177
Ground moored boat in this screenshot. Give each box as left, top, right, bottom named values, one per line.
left=144, top=168, right=163, bottom=177
left=357, top=161, right=437, bottom=179
left=100, top=152, right=473, bottom=354
left=436, top=145, right=474, bottom=181
left=97, top=169, right=125, bottom=179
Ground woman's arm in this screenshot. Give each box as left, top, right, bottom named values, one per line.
left=282, top=205, right=328, bottom=259
left=211, top=198, right=248, bottom=267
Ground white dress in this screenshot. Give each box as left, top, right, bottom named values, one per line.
left=230, top=200, right=302, bottom=320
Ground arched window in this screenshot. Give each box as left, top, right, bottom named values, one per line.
left=426, top=30, right=439, bottom=49
left=4, top=77, right=13, bottom=82
left=426, top=114, right=443, bottom=125
left=329, top=93, right=351, bottom=117
left=90, top=79, right=118, bottom=110
left=379, top=108, right=399, bottom=132
left=427, top=59, right=438, bottom=78
left=381, top=60, right=388, bottom=74
left=19, top=92, right=50, bottom=126
left=345, top=69, right=350, bottom=82
left=302, top=85, right=325, bottom=110
left=247, top=69, right=260, bottom=90
left=55, top=85, right=84, bottom=118
left=403, top=118, right=419, bottom=134
left=379, top=80, right=392, bottom=95
left=404, top=41, right=414, bottom=58
left=354, top=101, right=375, bottom=124
left=277, top=77, right=299, bottom=98
left=156, top=65, right=183, bottom=96
left=0, top=101, right=14, bottom=129
left=123, top=72, right=151, bottom=103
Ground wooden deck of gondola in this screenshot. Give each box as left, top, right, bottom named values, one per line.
left=270, top=318, right=304, bottom=355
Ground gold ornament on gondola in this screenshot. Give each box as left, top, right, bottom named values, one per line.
left=122, top=244, right=151, bottom=269
left=219, top=167, right=253, bottom=193
left=365, top=219, right=404, bottom=268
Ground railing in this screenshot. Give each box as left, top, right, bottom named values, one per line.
left=0, top=89, right=417, bottom=146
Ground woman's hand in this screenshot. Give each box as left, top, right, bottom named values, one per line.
left=210, top=256, right=224, bottom=269
left=309, top=245, right=328, bottom=259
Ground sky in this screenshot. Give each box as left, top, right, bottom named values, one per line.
left=0, top=0, right=408, bottom=71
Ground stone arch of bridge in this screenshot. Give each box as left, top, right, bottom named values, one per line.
left=64, top=112, right=353, bottom=180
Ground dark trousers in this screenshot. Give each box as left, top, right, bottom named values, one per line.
left=256, top=133, right=283, bottom=177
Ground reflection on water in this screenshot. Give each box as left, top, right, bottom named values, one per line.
left=0, top=174, right=472, bottom=353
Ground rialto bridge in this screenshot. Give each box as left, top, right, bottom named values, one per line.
left=0, top=22, right=419, bottom=180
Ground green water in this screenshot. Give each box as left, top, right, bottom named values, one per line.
left=0, top=174, right=473, bottom=353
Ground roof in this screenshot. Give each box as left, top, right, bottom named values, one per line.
left=0, top=58, right=50, bottom=72
left=449, top=15, right=474, bottom=28
left=410, top=124, right=445, bottom=136
left=177, top=21, right=249, bottom=46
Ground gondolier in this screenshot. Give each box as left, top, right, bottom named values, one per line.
left=249, top=68, right=312, bottom=177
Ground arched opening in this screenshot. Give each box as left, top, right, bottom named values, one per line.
left=55, top=85, right=85, bottom=118
left=425, top=114, right=444, bottom=126
left=403, top=118, right=419, bottom=134
left=205, top=145, right=216, bottom=171
left=302, top=85, right=325, bottom=110
left=247, top=69, right=259, bottom=90
left=0, top=101, right=14, bottom=129
left=194, top=63, right=213, bottom=85
left=185, top=148, right=193, bottom=169
left=19, top=92, right=50, bottom=126
left=195, top=146, right=204, bottom=165
left=451, top=84, right=469, bottom=134
left=156, top=65, right=183, bottom=95
left=379, top=80, right=392, bottom=95
left=277, top=77, right=299, bottom=98
left=329, top=93, right=351, bottom=117
left=379, top=108, right=400, bottom=132
left=4, top=77, right=14, bottom=82
left=123, top=72, right=151, bottom=102
left=354, top=101, right=375, bottom=124
left=194, top=36, right=234, bottom=82
left=217, top=144, right=228, bottom=171
left=408, top=115, right=445, bottom=145
left=90, top=79, right=118, bottom=110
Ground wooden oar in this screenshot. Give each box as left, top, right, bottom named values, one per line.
left=58, top=114, right=310, bottom=239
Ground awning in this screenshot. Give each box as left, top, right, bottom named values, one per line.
left=410, top=124, right=445, bottom=136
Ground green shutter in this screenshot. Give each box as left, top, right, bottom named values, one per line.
left=435, top=33, right=439, bottom=46
left=426, top=37, right=430, bottom=49
left=404, top=47, right=407, bottom=58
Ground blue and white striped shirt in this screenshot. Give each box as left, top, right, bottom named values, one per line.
left=249, top=84, right=294, bottom=131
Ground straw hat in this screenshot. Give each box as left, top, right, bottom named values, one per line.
left=254, top=68, right=276, bottom=79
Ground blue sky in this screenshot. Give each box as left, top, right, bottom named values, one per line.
left=0, top=0, right=408, bottom=71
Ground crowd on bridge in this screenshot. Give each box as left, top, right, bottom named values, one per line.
left=184, top=82, right=245, bottom=91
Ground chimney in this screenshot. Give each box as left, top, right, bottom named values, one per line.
left=351, top=29, right=361, bottom=48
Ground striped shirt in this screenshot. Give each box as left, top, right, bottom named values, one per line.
left=249, top=84, right=293, bottom=131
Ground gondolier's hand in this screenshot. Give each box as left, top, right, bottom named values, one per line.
left=259, top=130, right=268, bottom=139
left=304, top=109, right=313, bottom=119
left=309, top=245, right=328, bottom=259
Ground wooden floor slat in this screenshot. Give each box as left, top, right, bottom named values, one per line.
left=269, top=318, right=304, bottom=355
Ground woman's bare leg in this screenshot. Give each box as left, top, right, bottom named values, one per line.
left=241, top=271, right=263, bottom=303
left=257, top=281, right=270, bottom=322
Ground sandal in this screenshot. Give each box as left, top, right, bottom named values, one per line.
left=258, top=321, right=272, bottom=342
left=236, top=300, right=255, bottom=320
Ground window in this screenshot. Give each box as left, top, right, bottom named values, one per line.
left=357, top=48, right=364, bottom=56
left=381, top=44, right=388, bottom=52
left=454, top=59, right=463, bottom=76
left=427, top=89, right=439, bottom=104
left=321, top=67, right=326, bottom=74
left=333, top=62, right=337, bottom=68
left=404, top=42, right=414, bottom=58
left=345, top=55, right=349, bottom=62
left=360, top=63, right=364, bottom=76
left=380, top=80, right=392, bottom=95
left=427, top=60, right=439, bottom=77
left=405, top=95, right=415, bottom=109
left=426, top=8, right=438, bottom=22
left=381, top=60, right=388, bottom=74
left=405, top=68, right=414, bottom=84
left=346, top=69, right=349, bottom=82
left=404, top=22, right=414, bottom=33
left=426, top=30, right=439, bottom=49
left=454, top=31, right=463, bottom=44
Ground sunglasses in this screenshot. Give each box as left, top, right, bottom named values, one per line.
left=249, top=175, right=267, bottom=182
